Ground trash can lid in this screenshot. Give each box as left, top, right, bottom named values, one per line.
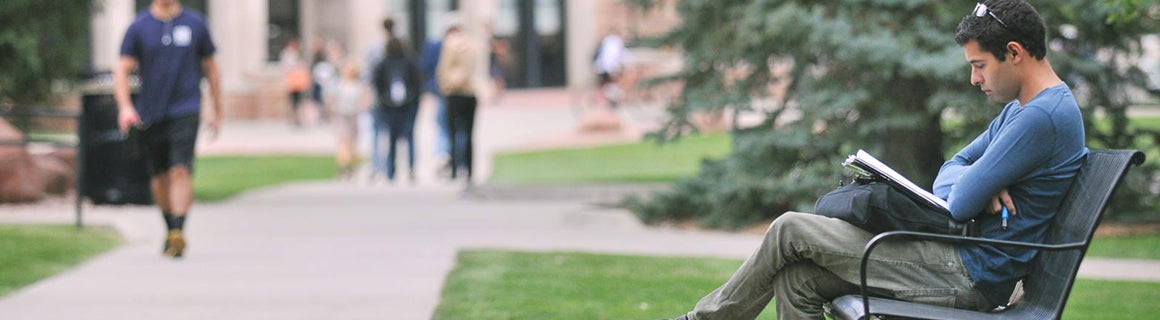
left=78, top=71, right=139, bottom=95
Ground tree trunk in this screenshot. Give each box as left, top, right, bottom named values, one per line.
left=880, top=78, right=944, bottom=188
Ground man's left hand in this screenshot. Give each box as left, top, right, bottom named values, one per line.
left=206, top=114, right=221, bottom=143
left=989, top=189, right=1016, bottom=216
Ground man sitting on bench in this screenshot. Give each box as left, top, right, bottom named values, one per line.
left=667, top=1, right=1088, bottom=319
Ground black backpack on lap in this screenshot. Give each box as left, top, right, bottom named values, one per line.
left=814, top=179, right=978, bottom=236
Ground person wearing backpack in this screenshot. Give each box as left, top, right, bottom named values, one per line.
left=372, top=33, right=422, bottom=184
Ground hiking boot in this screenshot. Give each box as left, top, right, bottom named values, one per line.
left=164, top=230, right=186, bottom=258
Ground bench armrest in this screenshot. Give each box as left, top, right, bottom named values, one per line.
left=855, top=231, right=1087, bottom=318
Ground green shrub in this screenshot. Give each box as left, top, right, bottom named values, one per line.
left=625, top=128, right=845, bottom=230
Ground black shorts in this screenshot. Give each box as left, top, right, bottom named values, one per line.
left=135, top=114, right=200, bottom=177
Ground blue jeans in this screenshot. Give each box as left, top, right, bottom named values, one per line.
left=434, top=94, right=450, bottom=158
left=382, top=103, right=419, bottom=179
left=686, top=212, right=990, bottom=320
left=370, top=108, right=389, bottom=174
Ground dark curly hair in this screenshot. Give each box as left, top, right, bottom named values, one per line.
left=953, top=0, right=1047, bottom=62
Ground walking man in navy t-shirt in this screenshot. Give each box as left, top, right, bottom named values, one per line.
left=113, top=0, right=222, bottom=259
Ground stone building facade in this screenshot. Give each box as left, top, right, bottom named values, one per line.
left=87, top=0, right=683, bottom=119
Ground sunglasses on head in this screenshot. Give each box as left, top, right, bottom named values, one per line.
left=973, top=2, right=1011, bottom=30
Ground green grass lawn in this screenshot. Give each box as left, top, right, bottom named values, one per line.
left=489, top=133, right=731, bottom=184
left=1066, top=279, right=1160, bottom=319
left=1087, top=234, right=1160, bottom=260
left=0, top=225, right=120, bottom=297
left=192, top=155, right=336, bottom=202
left=434, top=250, right=1160, bottom=320
left=432, top=250, right=776, bottom=320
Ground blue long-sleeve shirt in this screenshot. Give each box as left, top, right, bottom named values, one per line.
left=931, top=83, right=1087, bottom=307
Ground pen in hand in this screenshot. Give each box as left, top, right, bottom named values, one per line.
left=1001, top=206, right=1009, bottom=230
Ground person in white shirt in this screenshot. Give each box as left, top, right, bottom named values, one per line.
left=593, top=29, right=630, bottom=108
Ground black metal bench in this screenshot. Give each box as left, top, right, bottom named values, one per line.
left=826, top=149, right=1146, bottom=320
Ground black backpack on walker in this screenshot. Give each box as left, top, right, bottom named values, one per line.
left=373, top=56, right=421, bottom=109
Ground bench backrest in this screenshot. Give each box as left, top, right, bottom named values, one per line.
left=1008, top=149, right=1145, bottom=319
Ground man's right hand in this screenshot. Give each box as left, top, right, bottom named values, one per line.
left=118, top=105, right=140, bottom=134
left=112, top=56, right=139, bottom=134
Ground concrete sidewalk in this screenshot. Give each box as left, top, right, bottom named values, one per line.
left=3, top=182, right=1159, bottom=320
left=1, top=89, right=1159, bottom=319
left=0, top=182, right=765, bottom=319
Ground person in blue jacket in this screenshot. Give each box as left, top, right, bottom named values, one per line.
left=420, top=39, right=451, bottom=176
left=667, top=1, right=1087, bottom=319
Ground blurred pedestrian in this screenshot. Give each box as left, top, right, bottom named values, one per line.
left=329, top=63, right=367, bottom=179
left=436, top=18, right=479, bottom=187
left=113, top=0, right=221, bottom=259
left=371, top=33, right=422, bottom=184
left=310, top=39, right=336, bottom=123
left=365, top=18, right=395, bottom=180
left=488, top=35, right=509, bottom=103
left=419, top=33, right=450, bottom=177
left=593, top=28, right=630, bottom=108
left=281, top=38, right=310, bottom=127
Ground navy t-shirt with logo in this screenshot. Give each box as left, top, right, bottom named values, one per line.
left=120, top=9, right=216, bottom=124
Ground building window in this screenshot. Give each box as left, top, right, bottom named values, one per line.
left=267, top=0, right=301, bottom=62
left=498, top=0, right=566, bottom=88
left=394, top=0, right=456, bottom=48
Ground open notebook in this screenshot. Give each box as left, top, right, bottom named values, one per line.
left=842, top=149, right=950, bottom=212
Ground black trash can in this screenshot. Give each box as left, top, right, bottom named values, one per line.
left=79, top=72, right=153, bottom=205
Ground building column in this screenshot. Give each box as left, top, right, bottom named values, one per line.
left=90, top=0, right=136, bottom=72
left=346, top=0, right=390, bottom=68
left=207, top=0, right=267, bottom=92
left=567, top=0, right=598, bottom=90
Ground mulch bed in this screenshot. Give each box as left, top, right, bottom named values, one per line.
left=1095, top=222, right=1160, bottom=237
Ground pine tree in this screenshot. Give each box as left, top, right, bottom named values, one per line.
left=0, top=0, right=92, bottom=105
left=627, top=0, right=1159, bottom=228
